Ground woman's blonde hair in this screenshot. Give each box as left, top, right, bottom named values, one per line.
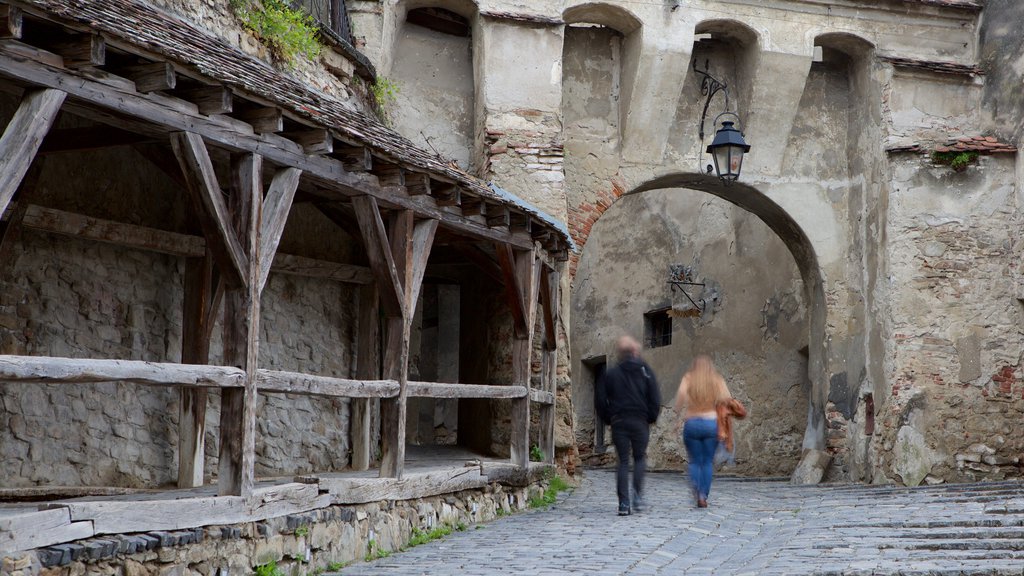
left=686, top=354, right=726, bottom=406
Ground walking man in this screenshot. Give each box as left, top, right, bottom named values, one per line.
left=596, top=335, right=662, bottom=515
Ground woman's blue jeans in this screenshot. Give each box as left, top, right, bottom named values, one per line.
left=683, top=417, right=719, bottom=500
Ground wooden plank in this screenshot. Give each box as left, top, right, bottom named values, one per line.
left=539, top=265, right=558, bottom=350
left=435, top=185, right=460, bottom=207
left=236, top=106, right=283, bottom=134
left=178, top=253, right=216, bottom=489
left=0, top=41, right=537, bottom=249
left=351, top=284, right=380, bottom=471
left=460, top=196, right=483, bottom=217
left=257, top=369, right=398, bottom=398
left=0, top=510, right=93, bottom=554
left=121, top=62, right=176, bottom=93
left=352, top=196, right=404, bottom=318
left=170, top=131, right=249, bottom=287
left=257, top=167, right=302, bottom=293
left=0, top=39, right=62, bottom=67
left=283, top=129, right=332, bottom=154
left=372, top=163, right=405, bottom=187
left=0, top=160, right=43, bottom=273
left=22, top=205, right=206, bottom=257
left=407, top=382, right=527, bottom=399
left=496, top=244, right=528, bottom=338
left=529, top=388, right=555, bottom=405
left=486, top=205, right=510, bottom=228
left=217, top=152, right=262, bottom=498
left=335, top=145, right=371, bottom=172
left=0, top=6, right=22, bottom=40
left=0, top=88, right=65, bottom=217
left=178, top=86, right=233, bottom=115
left=407, top=219, right=438, bottom=311
left=405, top=172, right=430, bottom=196
left=51, top=34, right=105, bottom=68
left=319, top=467, right=486, bottom=504
left=269, top=253, right=372, bottom=284
left=0, top=355, right=245, bottom=387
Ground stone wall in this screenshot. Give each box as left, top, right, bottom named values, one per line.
left=1, top=479, right=550, bottom=576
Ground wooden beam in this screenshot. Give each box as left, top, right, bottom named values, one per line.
left=538, top=351, right=556, bottom=463
left=405, top=172, right=430, bottom=196
left=529, top=388, right=555, bottom=405
left=0, top=41, right=538, bottom=249
left=510, top=212, right=531, bottom=233
left=0, top=508, right=93, bottom=555
left=236, top=106, right=284, bottom=134
left=352, top=195, right=404, bottom=318
left=434, top=185, right=460, bottom=207
left=0, top=354, right=245, bottom=387
left=510, top=249, right=540, bottom=468
left=460, top=196, right=483, bottom=217
left=0, top=6, right=23, bottom=40
left=496, top=244, right=528, bottom=338
left=257, top=370, right=398, bottom=398
left=486, top=205, right=510, bottom=229
left=217, top=152, right=263, bottom=498
left=407, top=382, right=527, bottom=399
left=0, top=88, right=65, bottom=217
left=178, top=251, right=217, bottom=489
left=0, top=160, right=43, bottom=273
left=179, top=86, right=233, bottom=115
left=351, top=284, right=380, bottom=471
left=269, top=253, right=372, bottom=284
left=51, top=34, right=105, bottom=68
left=372, top=163, right=405, bottom=187
left=283, top=129, right=332, bottom=155
left=257, top=167, right=301, bottom=293
left=540, top=265, right=558, bottom=350
left=335, top=145, right=372, bottom=172
left=39, top=126, right=153, bottom=155
left=170, top=131, right=249, bottom=287
left=315, top=466, right=486, bottom=505
left=121, top=62, right=176, bottom=93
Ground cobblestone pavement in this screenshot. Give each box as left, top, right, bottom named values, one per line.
left=337, top=468, right=1024, bottom=575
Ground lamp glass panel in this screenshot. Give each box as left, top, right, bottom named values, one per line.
left=713, top=146, right=730, bottom=178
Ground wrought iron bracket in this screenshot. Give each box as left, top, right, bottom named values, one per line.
left=668, top=280, right=706, bottom=313
left=694, top=59, right=731, bottom=142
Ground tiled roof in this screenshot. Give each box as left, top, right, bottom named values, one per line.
left=17, top=0, right=572, bottom=248
left=879, top=55, right=984, bottom=76
left=902, top=0, right=982, bottom=10
left=934, top=136, right=1018, bottom=154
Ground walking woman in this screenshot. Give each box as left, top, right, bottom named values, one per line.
left=673, top=355, right=731, bottom=508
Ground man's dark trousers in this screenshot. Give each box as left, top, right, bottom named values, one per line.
left=612, top=416, right=649, bottom=509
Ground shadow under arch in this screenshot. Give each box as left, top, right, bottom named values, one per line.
left=628, top=172, right=829, bottom=452
left=563, top=2, right=642, bottom=34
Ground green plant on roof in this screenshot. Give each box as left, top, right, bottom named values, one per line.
left=230, top=0, right=322, bottom=64
left=369, top=76, right=399, bottom=125
left=931, top=150, right=979, bottom=172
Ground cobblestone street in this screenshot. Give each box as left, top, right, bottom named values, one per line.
left=338, top=468, right=1024, bottom=575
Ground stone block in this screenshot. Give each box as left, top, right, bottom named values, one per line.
left=791, top=450, right=832, bottom=485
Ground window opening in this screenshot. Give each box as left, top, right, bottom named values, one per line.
left=644, top=308, right=673, bottom=348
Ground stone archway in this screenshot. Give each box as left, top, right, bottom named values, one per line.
left=570, top=171, right=828, bottom=476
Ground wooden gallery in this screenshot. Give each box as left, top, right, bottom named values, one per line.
left=0, top=0, right=573, bottom=572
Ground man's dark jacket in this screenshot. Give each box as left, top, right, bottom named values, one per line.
left=596, top=357, right=661, bottom=425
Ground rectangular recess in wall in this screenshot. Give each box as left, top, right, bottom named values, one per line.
left=644, top=307, right=672, bottom=349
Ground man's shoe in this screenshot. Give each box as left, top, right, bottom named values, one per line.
left=618, top=504, right=631, bottom=516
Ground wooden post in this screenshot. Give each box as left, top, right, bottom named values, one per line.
left=510, top=249, right=540, bottom=468
left=351, top=283, right=380, bottom=470
left=177, top=251, right=216, bottom=488
left=538, top=265, right=559, bottom=464
left=0, top=88, right=65, bottom=217
left=0, top=160, right=44, bottom=274
left=217, top=152, right=262, bottom=497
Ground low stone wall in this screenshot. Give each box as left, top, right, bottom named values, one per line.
left=3, top=480, right=552, bottom=576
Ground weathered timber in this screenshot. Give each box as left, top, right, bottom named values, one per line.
left=372, top=163, right=405, bottom=187
left=22, top=204, right=205, bottom=257
left=405, top=172, right=430, bottom=196
left=529, top=388, right=555, bottom=405
left=51, top=34, right=104, bottom=68
left=435, top=185, right=460, bottom=207
left=0, top=355, right=245, bottom=387
left=257, top=370, right=398, bottom=398
left=509, top=212, right=531, bottom=233
left=0, top=161, right=43, bottom=273
left=482, top=462, right=554, bottom=487
left=42, top=483, right=329, bottom=535
left=178, top=85, right=233, bottom=115
left=0, top=40, right=538, bottom=249
left=496, top=244, right=528, bottom=338
left=0, top=88, right=65, bottom=217
left=510, top=249, right=540, bottom=468
left=170, top=132, right=249, bottom=287
left=352, top=196, right=404, bottom=318
left=178, top=253, right=216, bottom=489
left=269, top=253, right=372, bottom=284
left=120, top=62, right=176, bottom=92
left=236, top=106, right=283, bottom=134
left=283, top=129, right=332, bottom=154
left=316, top=467, right=486, bottom=505
left=351, top=284, right=380, bottom=471
left=407, top=382, right=527, bottom=399
left=0, top=508, right=93, bottom=554
left=539, top=265, right=558, bottom=350
left=257, top=167, right=302, bottom=293
left=38, top=126, right=153, bottom=155
left=218, top=152, right=262, bottom=498
left=0, top=6, right=22, bottom=40
left=486, top=205, right=510, bottom=229
left=460, top=196, right=483, bottom=217
left=335, top=145, right=371, bottom=172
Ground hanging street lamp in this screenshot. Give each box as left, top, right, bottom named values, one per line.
left=694, top=60, right=752, bottom=185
